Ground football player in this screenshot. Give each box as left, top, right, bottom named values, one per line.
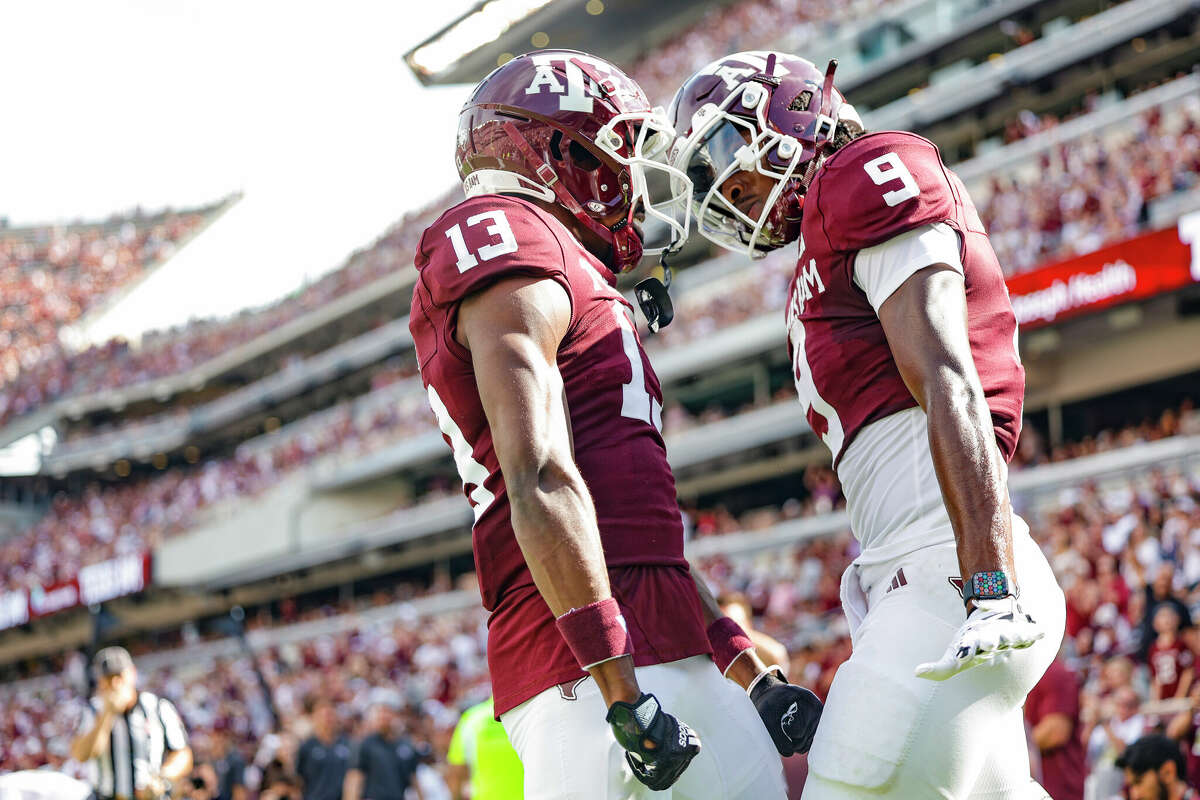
left=410, top=49, right=819, bottom=799
left=666, top=51, right=1067, bottom=798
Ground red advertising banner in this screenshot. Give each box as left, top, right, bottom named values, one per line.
left=0, top=551, right=151, bottom=632
left=1006, top=221, right=1200, bottom=329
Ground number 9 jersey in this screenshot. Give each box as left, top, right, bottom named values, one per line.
left=789, top=131, right=1024, bottom=470
left=409, top=194, right=710, bottom=717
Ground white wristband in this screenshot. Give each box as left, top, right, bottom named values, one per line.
left=746, top=664, right=785, bottom=696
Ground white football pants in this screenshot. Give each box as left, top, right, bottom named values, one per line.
left=501, top=654, right=788, bottom=800
left=802, top=516, right=1065, bottom=799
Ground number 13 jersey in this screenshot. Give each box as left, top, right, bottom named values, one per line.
left=410, top=194, right=708, bottom=716
left=790, top=131, right=1025, bottom=559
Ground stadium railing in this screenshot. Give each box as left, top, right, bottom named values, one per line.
left=864, top=0, right=1193, bottom=131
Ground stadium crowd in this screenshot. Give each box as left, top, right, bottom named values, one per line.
left=982, top=94, right=1200, bottom=274
left=0, top=206, right=217, bottom=418
left=0, top=380, right=439, bottom=592
left=4, top=401, right=1200, bottom=798
left=0, top=191, right=455, bottom=429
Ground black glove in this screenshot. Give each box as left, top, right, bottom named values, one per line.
left=606, top=693, right=701, bottom=790
left=749, top=670, right=823, bottom=756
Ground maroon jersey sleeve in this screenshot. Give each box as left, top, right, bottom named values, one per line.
left=812, top=132, right=963, bottom=253
left=414, top=195, right=573, bottom=331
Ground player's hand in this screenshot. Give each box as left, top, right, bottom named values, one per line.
left=915, top=597, right=1043, bottom=681
left=749, top=669, right=823, bottom=756
left=606, top=693, right=700, bottom=790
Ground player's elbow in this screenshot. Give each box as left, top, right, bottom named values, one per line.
left=923, top=365, right=985, bottom=424
left=507, top=455, right=589, bottom=547
left=508, top=456, right=582, bottom=511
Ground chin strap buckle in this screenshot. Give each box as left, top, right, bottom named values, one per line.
left=635, top=256, right=674, bottom=333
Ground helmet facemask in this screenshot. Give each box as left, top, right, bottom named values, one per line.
left=594, top=108, right=693, bottom=264
left=671, top=81, right=815, bottom=259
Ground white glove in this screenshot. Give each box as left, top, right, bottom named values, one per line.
left=915, top=597, right=1043, bottom=681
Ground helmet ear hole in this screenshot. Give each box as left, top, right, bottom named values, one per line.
left=567, top=139, right=603, bottom=171
left=549, top=130, right=565, bottom=161
left=789, top=90, right=813, bottom=112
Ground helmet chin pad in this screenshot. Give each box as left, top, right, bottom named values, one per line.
left=608, top=212, right=645, bottom=273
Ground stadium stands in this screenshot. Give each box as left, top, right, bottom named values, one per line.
left=0, top=202, right=227, bottom=424
left=4, top=0, right=1200, bottom=793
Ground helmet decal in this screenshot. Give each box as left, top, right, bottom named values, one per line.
left=457, top=49, right=692, bottom=273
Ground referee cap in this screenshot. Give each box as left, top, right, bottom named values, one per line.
left=93, top=646, right=134, bottom=678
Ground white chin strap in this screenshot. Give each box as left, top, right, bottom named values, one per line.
left=462, top=169, right=555, bottom=203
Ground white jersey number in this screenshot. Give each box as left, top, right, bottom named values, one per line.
left=427, top=385, right=495, bottom=523
left=579, top=258, right=662, bottom=431
left=863, top=152, right=919, bottom=207
left=445, top=210, right=518, bottom=273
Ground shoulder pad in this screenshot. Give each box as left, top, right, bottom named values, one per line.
left=415, top=195, right=568, bottom=308
left=811, top=132, right=957, bottom=253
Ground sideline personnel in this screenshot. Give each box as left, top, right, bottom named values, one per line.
left=70, top=646, right=192, bottom=800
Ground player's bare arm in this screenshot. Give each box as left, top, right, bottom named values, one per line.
left=457, top=274, right=642, bottom=707
left=877, top=265, right=1014, bottom=585
left=689, top=563, right=822, bottom=755
left=458, top=273, right=703, bottom=789
left=879, top=264, right=1043, bottom=680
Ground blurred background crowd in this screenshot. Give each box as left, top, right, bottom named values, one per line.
left=3, top=0, right=1200, bottom=797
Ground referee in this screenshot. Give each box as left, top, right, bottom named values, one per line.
left=445, top=696, right=522, bottom=800
left=70, top=646, right=193, bottom=800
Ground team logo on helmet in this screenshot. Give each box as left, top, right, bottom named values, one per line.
left=523, top=52, right=645, bottom=113
left=456, top=49, right=693, bottom=277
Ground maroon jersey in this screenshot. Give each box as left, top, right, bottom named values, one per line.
left=788, top=131, right=1024, bottom=466
left=1024, top=660, right=1086, bottom=800
left=1149, top=637, right=1195, bottom=698
left=410, top=194, right=709, bottom=715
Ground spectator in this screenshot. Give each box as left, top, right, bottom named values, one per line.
left=1165, top=681, right=1200, bottom=788
left=295, top=700, right=351, bottom=800
left=1085, top=687, right=1147, bottom=800
left=343, top=695, right=425, bottom=800
left=207, top=722, right=247, bottom=800
left=258, top=757, right=302, bottom=800
left=1139, top=565, right=1194, bottom=658
left=1116, top=734, right=1193, bottom=800
left=1148, top=604, right=1195, bottom=702
left=1025, top=657, right=1086, bottom=800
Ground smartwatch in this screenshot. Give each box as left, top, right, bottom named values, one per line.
left=962, top=570, right=1013, bottom=608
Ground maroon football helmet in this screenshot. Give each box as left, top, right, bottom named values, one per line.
left=456, top=49, right=691, bottom=273
left=667, top=51, right=861, bottom=258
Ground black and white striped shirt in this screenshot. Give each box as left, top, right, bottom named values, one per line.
left=77, top=691, right=188, bottom=799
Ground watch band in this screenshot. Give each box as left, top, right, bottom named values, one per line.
left=962, top=570, right=1012, bottom=608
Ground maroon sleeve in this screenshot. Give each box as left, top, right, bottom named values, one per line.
left=811, top=131, right=960, bottom=253
left=415, top=196, right=572, bottom=311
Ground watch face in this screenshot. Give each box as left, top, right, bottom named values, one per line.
left=970, top=571, right=1009, bottom=598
